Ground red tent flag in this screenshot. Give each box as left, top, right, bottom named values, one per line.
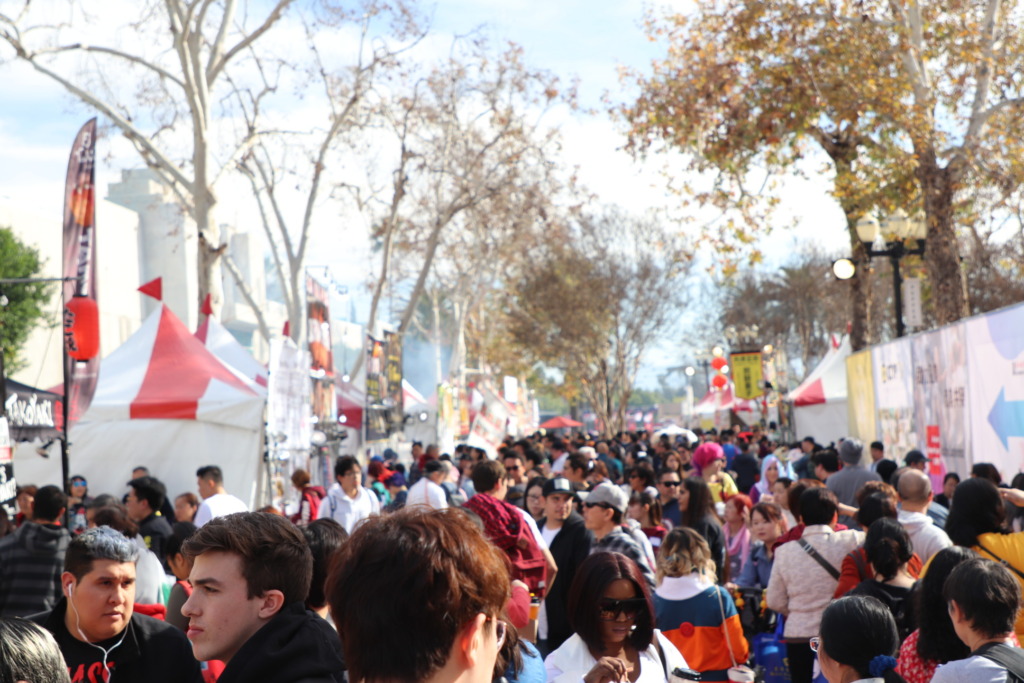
left=138, top=277, right=163, bottom=301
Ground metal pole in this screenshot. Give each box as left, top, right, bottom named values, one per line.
left=891, top=251, right=906, bottom=338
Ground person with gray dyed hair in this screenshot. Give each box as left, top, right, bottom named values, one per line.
left=28, top=526, right=202, bottom=683
left=0, top=617, right=70, bottom=683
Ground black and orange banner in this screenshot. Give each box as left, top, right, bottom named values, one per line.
left=62, top=118, right=100, bottom=424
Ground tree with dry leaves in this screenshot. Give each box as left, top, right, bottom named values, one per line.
left=623, top=0, right=1024, bottom=344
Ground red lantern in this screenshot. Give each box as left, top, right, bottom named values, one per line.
left=711, top=374, right=728, bottom=389
left=711, top=356, right=728, bottom=371
left=64, top=295, right=100, bottom=361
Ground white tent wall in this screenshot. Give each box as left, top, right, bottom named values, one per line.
left=793, top=400, right=849, bottom=446
left=67, top=419, right=264, bottom=508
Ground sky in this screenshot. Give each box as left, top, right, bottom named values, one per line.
left=0, top=0, right=850, bottom=391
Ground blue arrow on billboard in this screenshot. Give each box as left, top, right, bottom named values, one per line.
left=988, top=388, right=1024, bottom=450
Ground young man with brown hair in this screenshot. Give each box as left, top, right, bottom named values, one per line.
left=181, top=512, right=345, bottom=683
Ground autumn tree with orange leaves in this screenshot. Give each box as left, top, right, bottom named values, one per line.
left=623, top=0, right=1024, bottom=348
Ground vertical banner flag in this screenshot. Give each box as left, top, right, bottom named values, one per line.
left=911, top=325, right=968, bottom=491
left=846, top=350, right=877, bottom=444
left=62, top=118, right=100, bottom=424
left=365, top=335, right=389, bottom=441
left=731, top=352, right=764, bottom=400
left=0, top=417, right=14, bottom=519
left=306, top=275, right=334, bottom=423
left=872, top=338, right=917, bottom=461
left=384, top=331, right=403, bottom=428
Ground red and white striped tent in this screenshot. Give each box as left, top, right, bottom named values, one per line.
left=786, top=335, right=851, bottom=445
left=196, top=311, right=269, bottom=390
left=69, top=303, right=266, bottom=507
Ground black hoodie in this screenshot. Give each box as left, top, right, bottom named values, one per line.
left=0, top=521, right=70, bottom=617
left=217, top=602, right=346, bottom=683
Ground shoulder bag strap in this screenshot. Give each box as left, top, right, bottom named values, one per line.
left=797, top=538, right=841, bottom=580
left=714, top=586, right=741, bottom=669
left=652, top=630, right=669, bottom=681
left=977, top=541, right=1024, bottom=581
left=974, top=642, right=1024, bottom=680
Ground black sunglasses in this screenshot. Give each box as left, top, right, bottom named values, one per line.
left=584, top=502, right=610, bottom=510
left=660, top=480, right=681, bottom=487
left=598, top=597, right=647, bottom=620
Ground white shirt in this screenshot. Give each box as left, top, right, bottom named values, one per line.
left=545, top=632, right=687, bottom=683
left=551, top=452, right=568, bottom=474
left=317, top=483, right=380, bottom=534
left=406, top=477, right=449, bottom=510
left=541, top=523, right=562, bottom=547
left=194, top=492, right=249, bottom=527
left=932, top=654, right=1009, bottom=683
left=515, top=506, right=549, bottom=550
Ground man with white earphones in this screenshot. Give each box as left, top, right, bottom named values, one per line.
left=29, top=526, right=202, bottom=682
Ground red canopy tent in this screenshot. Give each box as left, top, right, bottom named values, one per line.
left=539, top=415, right=583, bottom=430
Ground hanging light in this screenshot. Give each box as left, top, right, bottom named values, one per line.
left=64, top=295, right=99, bottom=361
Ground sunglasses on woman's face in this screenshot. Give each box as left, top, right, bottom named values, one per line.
left=598, top=597, right=647, bottom=621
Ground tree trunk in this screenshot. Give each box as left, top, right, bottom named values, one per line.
left=848, top=224, right=874, bottom=351
left=917, top=149, right=971, bottom=326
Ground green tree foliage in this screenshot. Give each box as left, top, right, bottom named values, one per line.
left=0, top=228, right=53, bottom=374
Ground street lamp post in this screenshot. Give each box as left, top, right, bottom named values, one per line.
left=832, top=209, right=927, bottom=338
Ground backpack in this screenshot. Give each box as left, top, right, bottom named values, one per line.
left=975, top=642, right=1024, bottom=683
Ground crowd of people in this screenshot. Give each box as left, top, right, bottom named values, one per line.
left=0, top=427, right=1023, bottom=683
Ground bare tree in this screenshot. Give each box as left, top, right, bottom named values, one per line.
left=506, top=209, right=692, bottom=435
left=1, top=0, right=307, bottom=314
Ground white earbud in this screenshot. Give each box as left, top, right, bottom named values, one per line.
left=66, top=584, right=74, bottom=597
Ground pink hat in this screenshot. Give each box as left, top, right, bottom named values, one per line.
left=692, top=442, right=725, bottom=475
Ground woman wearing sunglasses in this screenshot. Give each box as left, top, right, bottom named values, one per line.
left=545, top=552, right=687, bottom=683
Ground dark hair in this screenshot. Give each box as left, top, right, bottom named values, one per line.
left=327, top=508, right=510, bottom=682
left=945, top=478, right=1006, bottom=547
left=870, top=441, right=884, bottom=451
left=291, top=469, right=311, bottom=488
left=32, top=485, right=67, bottom=522
left=183, top=512, right=312, bottom=605
left=86, top=494, right=120, bottom=511
left=301, top=518, right=348, bottom=610
left=92, top=505, right=139, bottom=538
left=813, top=449, right=840, bottom=474
left=164, top=520, right=196, bottom=559
left=787, top=479, right=824, bottom=521
left=471, top=459, right=505, bottom=493
left=334, top=456, right=359, bottom=479
left=943, top=472, right=961, bottom=486
left=680, top=477, right=714, bottom=526
left=0, top=616, right=73, bottom=683
left=196, top=465, right=223, bottom=484
left=799, top=487, right=838, bottom=526
left=628, top=465, right=656, bottom=489
left=551, top=438, right=566, bottom=452
left=856, top=491, right=899, bottom=529
left=971, top=463, right=1002, bottom=485
left=876, top=460, right=898, bottom=484
left=914, top=546, right=975, bottom=663
left=628, top=491, right=662, bottom=527
left=127, top=476, right=166, bottom=512
left=820, top=596, right=902, bottom=683
left=943, top=558, right=1021, bottom=638
left=864, top=518, right=912, bottom=582
left=568, top=552, right=655, bottom=654
left=751, top=502, right=788, bottom=533
left=567, top=453, right=591, bottom=474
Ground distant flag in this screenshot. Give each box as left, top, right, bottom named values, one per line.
left=200, top=293, right=213, bottom=316
left=282, top=320, right=291, bottom=338
left=138, top=277, right=163, bottom=301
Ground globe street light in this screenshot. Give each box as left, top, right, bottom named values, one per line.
left=831, top=209, right=927, bottom=338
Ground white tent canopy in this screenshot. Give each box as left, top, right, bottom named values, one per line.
left=68, top=304, right=266, bottom=507
left=786, top=335, right=851, bottom=445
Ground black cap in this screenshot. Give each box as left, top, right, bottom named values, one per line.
left=542, top=477, right=576, bottom=497
left=904, top=450, right=927, bottom=465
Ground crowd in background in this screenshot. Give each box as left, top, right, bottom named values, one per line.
left=1, top=426, right=1024, bottom=682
